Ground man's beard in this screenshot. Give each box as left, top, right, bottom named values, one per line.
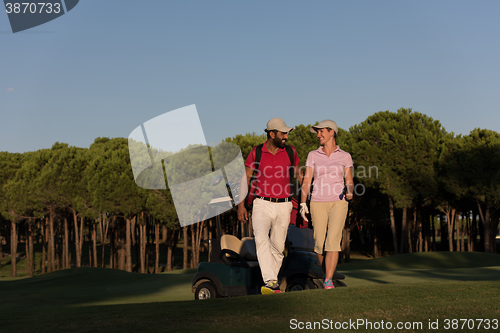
left=273, top=136, right=286, bottom=148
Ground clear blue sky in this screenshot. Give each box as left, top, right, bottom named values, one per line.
left=2, top=0, right=500, bottom=153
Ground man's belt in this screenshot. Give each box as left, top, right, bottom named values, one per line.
left=257, top=196, right=291, bottom=203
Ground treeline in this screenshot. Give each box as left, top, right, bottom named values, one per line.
left=0, top=138, right=207, bottom=277
left=1, top=108, right=499, bottom=277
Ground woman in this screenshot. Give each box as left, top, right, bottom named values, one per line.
left=300, top=120, right=354, bottom=289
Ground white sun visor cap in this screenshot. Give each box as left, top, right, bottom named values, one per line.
left=310, top=120, right=338, bottom=134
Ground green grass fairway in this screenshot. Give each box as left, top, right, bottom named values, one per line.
left=341, top=252, right=500, bottom=287
left=1, top=252, right=499, bottom=333
left=0, top=267, right=197, bottom=310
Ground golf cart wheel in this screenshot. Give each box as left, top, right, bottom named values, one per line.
left=286, top=277, right=316, bottom=292
left=195, top=282, right=219, bottom=300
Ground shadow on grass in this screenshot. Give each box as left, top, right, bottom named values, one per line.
left=0, top=267, right=195, bottom=317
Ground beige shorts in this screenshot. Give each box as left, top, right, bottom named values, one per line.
left=310, top=200, right=349, bottom=254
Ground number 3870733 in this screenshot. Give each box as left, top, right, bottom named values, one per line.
left=5, top=2, right=62, bottom=14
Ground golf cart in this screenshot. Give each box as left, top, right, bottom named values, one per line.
left=192, top=178, right=346, bottom=299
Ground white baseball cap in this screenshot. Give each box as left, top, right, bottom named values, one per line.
left=310, top=120, right=338, bottom=134
left=266, top=117, right=293, bottom=133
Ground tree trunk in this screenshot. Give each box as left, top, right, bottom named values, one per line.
left=63, top=217, right=69, bottom=269
left=30, top=221, right=35, bottom=275
left=476, top=199, right=495, bottom=253
left=471, top=211, right=477, bottom=252
left=0, top=228, right=3, bottom=263
left=41, top=219, right=46, bottom=274
left=372, top=223, right=380, bottom=258
left=166, top=229, right=173, bottom=272
left=425, top=218, right=430, bottom=252
left=190, top=224, right=195, bottom=268
left=100, top=214, right=109, bottom=268
left=144, top=223, right=149, bottom=273
left=140, top=219, right=146, bottom=274
left=55, top=226, right=60, bottom=271
left=203, top=221, right=209, bottom=251
left=73, top=210, right=81, bottom=267
left=110, top=223, right=116, bottom=269
left=490, top=212, right=499, bottom=254
left=92, top=221, right=98, bottom=267
left=464, top=212, right=469, bottom=251
left=183, top=226, right=188, bottom=269
left=162, top=225, right=168, bottom=242
left=155, top=222, right=160, bottom=274
left=460, top=213, right=465, bottom=251
left=194, top=219, right=206, bottom=268
left=126, top=217, right=132, bottom=272
left=24, top=222, right=30, bottom=277
left=139, top=223, right=144, bottom=273
left=449, top=210, right=455, bottom=251
left=417, top=208, right=423, bottom=253
left=424, top=211, right=430, bottom=252
left=99, top=215, right=105, bottom=268
left=27, top=221, right=34, bottom=277
left=46, top=218, right=52, bottom=273
left=79, top=217, right=84, bottom=266
left=131, top=216, right=136, bottom=246
left=194, top=222, right=202, bottom=267
left=342, top=227, right=351, bottom=262
left=146, top=223, right=152, bottom=273
left=431, top=214, right=437, bottom=251
left=388, top=197, right=398, bottom=255
left=466, top=211, right=471, bottom=251
left=400, top=207, right=407, bottom=253
left=88, top=222, right=93, bottom=267
left=444, top=208, right=456, bottom=251
left=69, top=221, right=73, bottom=266
left=10, top=220, right=17, bottom=277
left=117, top=220, right=126, bottom=271
left=49, top=211, right=55, bottom=272
left=208, top=220, right=213, bottom=261
left=408, top=206, right=415, bottom=254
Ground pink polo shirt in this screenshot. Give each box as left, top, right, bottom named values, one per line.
left=305, top=146, right=353, bottom=202
left=245, top=144, right=300, bottom=198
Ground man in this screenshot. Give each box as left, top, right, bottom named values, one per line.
left=237, top=117, right=302, bottom=294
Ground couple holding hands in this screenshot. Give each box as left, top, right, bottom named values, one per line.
left=237, top=117, right=354, bottom=294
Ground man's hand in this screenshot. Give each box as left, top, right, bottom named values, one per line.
left=345, top=192, right=353, bottom=201
left=299, top=203, right=309, bottom=222
left=238, top=204, right=248, bottom=222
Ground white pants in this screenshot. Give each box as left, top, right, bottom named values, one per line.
left=252, top=198, right=292, bottom=283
